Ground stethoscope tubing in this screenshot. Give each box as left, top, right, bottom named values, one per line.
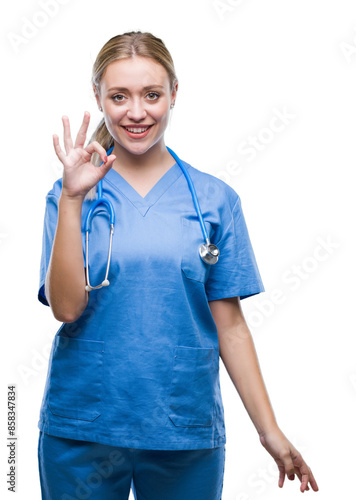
left=165, top=146, right=209, bottom=241
left=84, top=145, right=219, bottom=291
left=84, top=145, right=208, bottom=238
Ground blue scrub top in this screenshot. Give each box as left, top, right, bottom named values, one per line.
left=37, top=155, right=265, bottom=450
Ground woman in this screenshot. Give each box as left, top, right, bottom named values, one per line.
left=37, top=31, right=318, bottom=499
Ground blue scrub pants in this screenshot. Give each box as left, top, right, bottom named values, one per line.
left=37, top=431, right=225, bottom=500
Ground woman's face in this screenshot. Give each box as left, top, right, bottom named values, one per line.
left=95, top=56, right=177, bottom=156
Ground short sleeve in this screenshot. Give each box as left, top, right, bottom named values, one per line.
left=38, top=193, right=59, bottom=306
left=205, top=196, right=265, bottom=301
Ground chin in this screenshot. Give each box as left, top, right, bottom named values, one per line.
left=122, top=143, right=153, bottom=155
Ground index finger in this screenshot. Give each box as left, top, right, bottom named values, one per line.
left=84, top=140, right=109, bottom=164
left=301, top=466, right=319, bottom=493
left=74, top=111, right=91, bottom=149
left=291, top=450, right=319, bottom=493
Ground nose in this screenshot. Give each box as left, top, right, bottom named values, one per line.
left=126, top=98, right=147, bottom=121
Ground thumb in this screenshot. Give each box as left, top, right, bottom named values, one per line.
left=97, top=154, right=116, bottom=179
left=282, top=453, right=295, bottom=481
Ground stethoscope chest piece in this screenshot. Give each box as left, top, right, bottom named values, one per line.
left=199, top=241, right=220, bottom=265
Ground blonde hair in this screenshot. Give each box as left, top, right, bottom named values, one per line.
left=86, top=30, right=178, bottom=200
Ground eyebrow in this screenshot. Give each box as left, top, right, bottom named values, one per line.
left=107, top=85, right=166, bottom=92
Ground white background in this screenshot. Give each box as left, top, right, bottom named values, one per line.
left=1, top=0, right=355, bottom=498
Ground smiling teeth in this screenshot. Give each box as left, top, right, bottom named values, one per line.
left=125, top=127, right=149, bottom=133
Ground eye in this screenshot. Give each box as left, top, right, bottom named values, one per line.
left=111, top=92, right=160, bottom=103
left=111, top=94, right=125, bottom=102
left=147, top=92, right=160, bottom=100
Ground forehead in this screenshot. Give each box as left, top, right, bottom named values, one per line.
left=101, top=56, right=169, bottom=91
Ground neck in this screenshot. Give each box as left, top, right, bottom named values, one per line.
left=111, top=141, right=174, bottom=175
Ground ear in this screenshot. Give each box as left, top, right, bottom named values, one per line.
left=171, top=81, right=178, bottom=106
left=93, top=84, right=101, bottom=109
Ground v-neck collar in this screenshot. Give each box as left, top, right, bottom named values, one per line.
left=104, top=161, right=183, bottom=216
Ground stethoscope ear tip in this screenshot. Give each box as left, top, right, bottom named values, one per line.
left=85, top=279, right=110, bottom=292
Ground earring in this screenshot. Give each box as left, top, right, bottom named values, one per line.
left=99, top=107, right=103, bottom=111
left=170, top=103, right=175, bottom=109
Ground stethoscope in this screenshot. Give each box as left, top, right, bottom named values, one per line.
left=84, top=145, right=220, bottom=292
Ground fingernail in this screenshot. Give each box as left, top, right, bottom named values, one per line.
left=104, top=156, right=108, bottom=162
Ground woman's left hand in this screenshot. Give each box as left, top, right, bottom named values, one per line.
left=259, top=426, right=319, bottom=493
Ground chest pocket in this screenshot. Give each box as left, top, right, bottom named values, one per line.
left=48, top=335, right=104, bottom=422
left=181, top=216, right=215, bottom=283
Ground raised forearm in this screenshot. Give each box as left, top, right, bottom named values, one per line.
left=45, top=194, right=88, bottom=322
left=218, top=319, right=278, bottom=436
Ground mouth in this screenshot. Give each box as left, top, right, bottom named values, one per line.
left=121, top=124, right=154, bottom=136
